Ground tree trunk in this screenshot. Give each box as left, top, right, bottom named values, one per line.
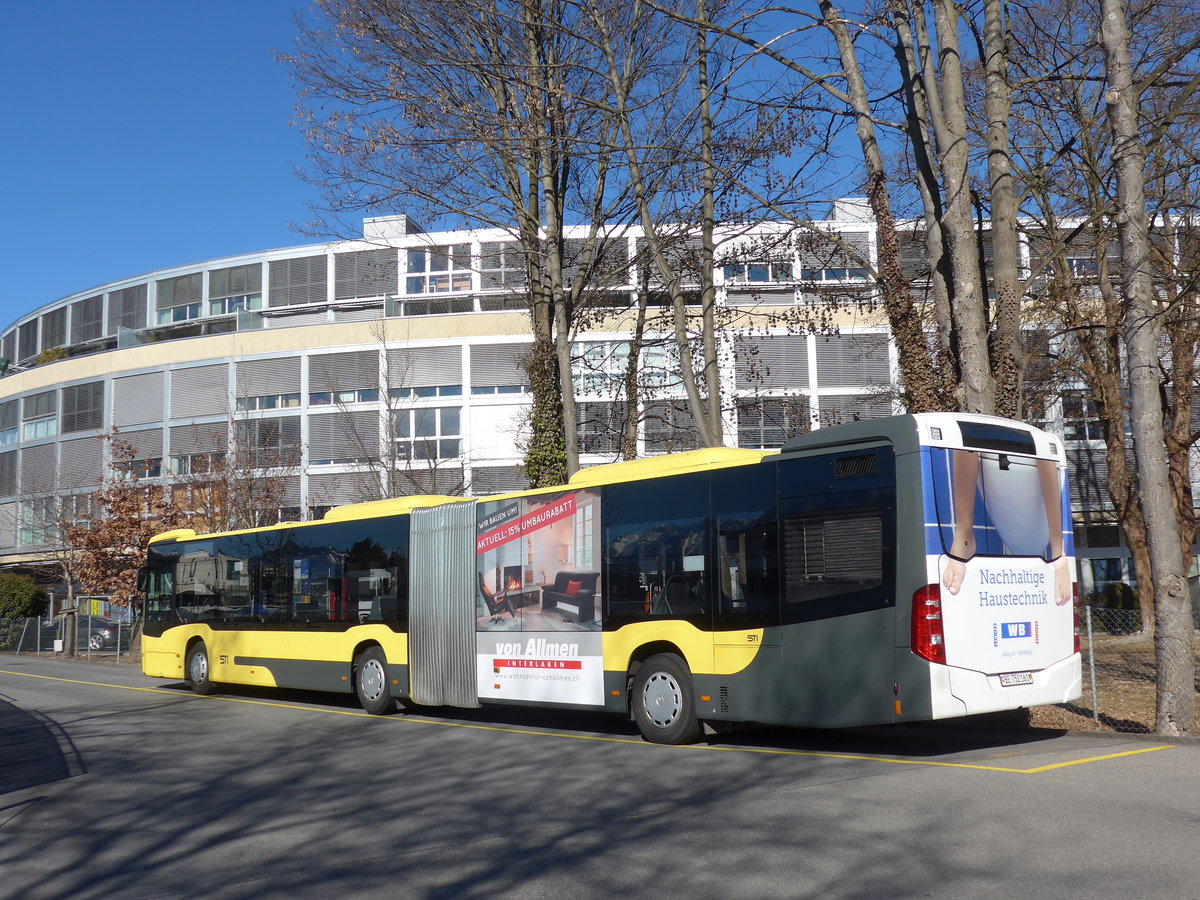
left=1099, top=0, right=1194, bottom=735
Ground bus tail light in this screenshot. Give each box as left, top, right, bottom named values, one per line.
left=911, top=584, right=946, bottom=665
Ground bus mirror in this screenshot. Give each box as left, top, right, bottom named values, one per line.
left=136, top=567, right=150, bottom=593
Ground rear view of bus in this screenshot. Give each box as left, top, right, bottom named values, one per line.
left=902, top=414, right=1081, bottom=720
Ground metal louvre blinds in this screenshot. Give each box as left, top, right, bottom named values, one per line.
left=309, top=351, right=380, bottom=393
left=23, top=391, right=57, bottom=420
left=20, top=445, right=56, bottom=493
left=735, top=334, right=810, bottom=390
left=155, top=273, right=203, bottom=309
left=210, top=263, right=262, bottom=300
left=269, top=255, right=328, bottom=307
left=817, top=394, right=893, bottom=424
left=61, top=382, right=104, bottom=434
left=814, top=334, right=890, bottom=386
left=107, top=284, right=148, bottom=332
left=387, top=346, right=462, bottom=388
left=71, top=295, right=104, bottom=344
left=307, top=472, right=369, bottom=506
left=798, top=231, right=870, bottom=267
left=170, top=365, right=230, bottom=419
left=59, top=438, right=104, bottom=488
left=0, top=502, right=14, bottom=548
left=114, top=373, right=164, bottom=427
left=479, top=241, right=525, bottom=290
left=334, top=248, right=398, bottom=300
left=469, top=343, right=529, bottom=388
left=121, top=428, right=164, bottom=460
left=470, top=466, right=530, bottom=495
left=0, top=451, right=16, bottom=496
left=309, top=411, right=379, bottom=461
left=41, top=308, right=66, bottom=349
left=236, top=357, right=300, bottom=396
left=170, top=423, right=227, bottom=456
left=18, top=322, right=38, bottom=362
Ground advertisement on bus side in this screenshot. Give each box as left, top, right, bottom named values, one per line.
left=475, top=489, right=604, bottom=705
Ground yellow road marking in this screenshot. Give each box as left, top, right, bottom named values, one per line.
left=1, top=667, right=1175, bottom=773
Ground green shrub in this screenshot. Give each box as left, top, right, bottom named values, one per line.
left=0, top=573, right=48, bottom=618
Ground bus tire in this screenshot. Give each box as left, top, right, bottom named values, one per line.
left=632, top=653, right=702, bottom=745
left=185, top=641, right=215, bottom=695
left=354, top=647, right=395, bottom=715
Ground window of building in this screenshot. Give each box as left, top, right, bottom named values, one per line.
left=156, top=273, right=204, bottom=325
left=724, top=262, right=794, bottom=284
left=390, top=385, right=462, bottom=400
left=799, top=266, right=869, bottom=281
left=736, top=396, right=809, bottom=449
left=393, top=406, right=461, bottom=460
left=210, top=262, right=264, bottom=315
left=644, top=400, right=701, bottom=453
left=406, top=244, right=472, bottom=294
left=236, top=393, right=302, bottom=412
left=577, top=401, right=627, bottom=454
left=269, top=255, right=327, bottom=307
left=0, top=451, right=16, bottom=495
left=1062, top=392, right=1103, bottom=442
left=71, top=295, right=104, bottom=344
left=0, top=401, right=17, bottom=446
left=41, top=308, right=67, bottom=350
left=108, top=284, right=148, bottom=332
left=18, top=321, right=38, bottom=363
left=19, top=497, right=57, bottom=546
left=309, top=388, right=379, bottom=406
left=22, top=390, right=57, bottom=441
left=170, top=450, right=226, bottom=476
left=480, top=242, right=526, bottom=290
left=335, top=248, right=398, bottom=300
left=61, top=382, right=105, bottom=434
left=236, top=417, right=302, bottom=468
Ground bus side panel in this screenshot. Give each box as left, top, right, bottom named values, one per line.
left=696, top=609, right=896, bottom=729
left=144, top=624, right=409, bottom=695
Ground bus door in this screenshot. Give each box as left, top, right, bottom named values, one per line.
left=408, top=501, right=480, bottom=708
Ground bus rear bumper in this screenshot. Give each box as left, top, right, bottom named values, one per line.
left=943, top=653, right=1082, bottom=717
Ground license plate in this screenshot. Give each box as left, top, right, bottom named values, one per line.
left=999, top=672, right=1033, bottom=686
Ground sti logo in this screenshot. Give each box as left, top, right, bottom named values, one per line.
left=1000, top=622, right=1032, bottom=640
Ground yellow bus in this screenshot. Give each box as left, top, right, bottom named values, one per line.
left=141, top=413, right=1081, bottom=743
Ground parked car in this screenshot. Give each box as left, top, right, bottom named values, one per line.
left=42, top=615, right=133, bottom=651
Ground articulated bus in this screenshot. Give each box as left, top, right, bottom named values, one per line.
left=141, top=413, right=1081, bottom=744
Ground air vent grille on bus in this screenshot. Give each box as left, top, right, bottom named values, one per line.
left=834, top=454, right=878, bottom=477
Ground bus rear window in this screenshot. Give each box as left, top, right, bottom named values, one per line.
left=958, top=421, right=1037, bottom=455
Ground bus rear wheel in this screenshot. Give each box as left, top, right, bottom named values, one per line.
left=354, top=647, right=395, bottom=715
left=632, top=653, right=701, bottom=745
left=185, top=641, right=215, bottom=695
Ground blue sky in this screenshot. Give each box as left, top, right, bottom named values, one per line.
left=0, top=1, right=325, bottom=330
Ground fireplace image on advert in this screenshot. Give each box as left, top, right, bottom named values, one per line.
left=475, top=489, right=601, bottom=635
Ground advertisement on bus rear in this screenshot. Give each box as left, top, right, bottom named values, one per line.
left=474, top=489, right=604, bottom=705
left=923, top=446, right=1075, bottom=674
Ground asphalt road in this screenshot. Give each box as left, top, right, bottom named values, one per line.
left=1, top=655, right=1197, bottom=900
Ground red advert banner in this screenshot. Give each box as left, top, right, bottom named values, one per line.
left=476, top=493, right=577, bottom=555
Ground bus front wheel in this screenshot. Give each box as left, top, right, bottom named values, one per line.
left=354, top=647, right=395, bottom=715
left=632, top=653, right=702, bottom=745
left=185, top=641, right=215, bottom=695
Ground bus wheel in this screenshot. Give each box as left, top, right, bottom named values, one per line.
left=354, top=647, right=395, bottom=715
left=185, top=641, right=215, bottom=695
left=632, top=653, right=701, bottom=745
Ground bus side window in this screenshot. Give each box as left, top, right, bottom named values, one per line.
left=781, top=509, right=886, bottom=621
left=602, top=473, right=710, bottom=625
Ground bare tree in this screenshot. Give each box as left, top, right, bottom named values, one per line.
left=1098, top=0, right=1198, bottom=735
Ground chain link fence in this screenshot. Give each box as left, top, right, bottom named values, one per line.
left=0, top=615, right=138, bottom=662
left=1030, top=606, right=1200, bottom=734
